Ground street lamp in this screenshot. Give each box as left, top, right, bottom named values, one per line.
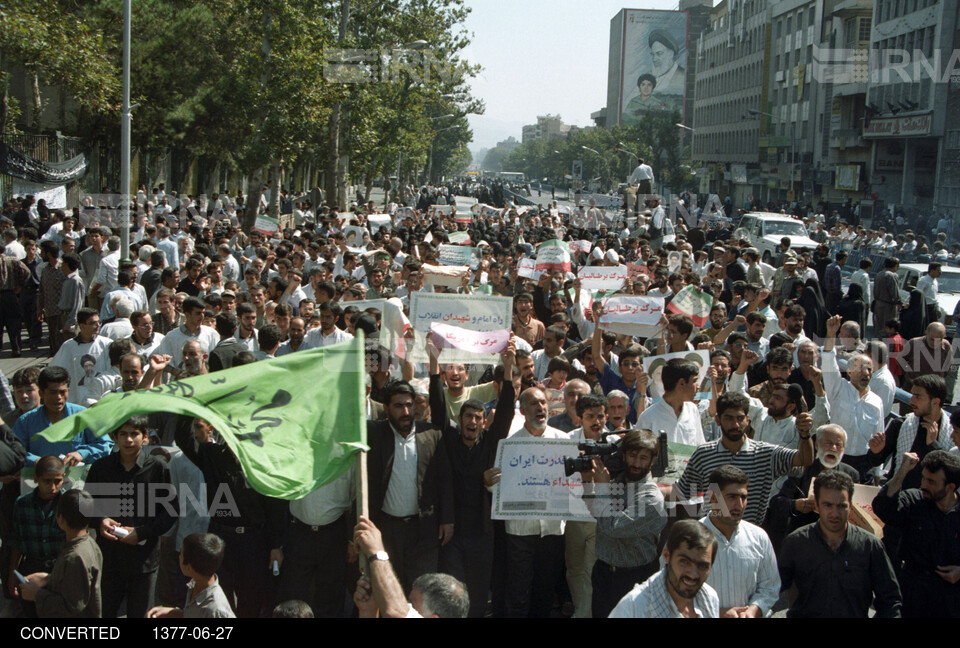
left=582, top=146, right=607, bottom=192
left=617, top=141, right=640, bottom=158
left=747, top=109, right=797, bottom=202
left=675, top=123, right=695, bottom=132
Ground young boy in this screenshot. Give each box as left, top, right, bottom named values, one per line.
left=147, top=532, right=235, bottom=618
left=9, top=456, right=66, bottom=612
left=85, top=415, right=175, bottom=619
left=17, top=489, right=102, bottom=618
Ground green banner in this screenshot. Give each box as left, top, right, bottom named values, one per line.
left=37, top=336, right=369, bottom=499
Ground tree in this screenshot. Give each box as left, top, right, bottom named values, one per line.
left=0, top=0, right=119, bottom=132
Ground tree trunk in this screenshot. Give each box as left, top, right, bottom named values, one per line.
left=269, top=162, right=281, bottom=221
left=326, top=103, right=341, bottom=210
left=242, top=170, right=262, bottom=232
left=325, top=0, right=350, bottom=212
left=31, top=72, right=42, bottom=132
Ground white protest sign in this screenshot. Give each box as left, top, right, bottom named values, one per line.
left=599, top=295, right=665, bottom=338
left=367, top=213, right=392, bottom=233
left=438, top=244, right=480, bottom=270
left=253, top=215, right=279, bottom=236
left=492, top=438, right=592, bottom=522
left=448, top=231, right=471, bottom=245
left=421, top=264, right=469, bottom=288
left=517, top=258, right=540, bottom=279
left=409, top=292, right=513, bottom=364
left=12, top=181, right=67, bottom=209
left=429, top=204, right=455, bottom=217
left=578, top=265, right=628, bottom=291
left=430, top=322, right=510, bottom=354
left=569, top=240, right=593, bottom=254
left=643, top=349, right=710, bottom=399
left=535, top=240, right=571, bottom=273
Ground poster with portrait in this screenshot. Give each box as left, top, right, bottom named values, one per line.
left=342, top=225, right=368, bottom=249
left=643, top=349, right=710, bottom=400
left=619, top=9, right=688, bottom=125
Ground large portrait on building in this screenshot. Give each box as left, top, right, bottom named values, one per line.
left=620, top=9, right=688, bottom=125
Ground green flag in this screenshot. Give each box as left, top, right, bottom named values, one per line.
left=37, top=335, right=369, bottom=499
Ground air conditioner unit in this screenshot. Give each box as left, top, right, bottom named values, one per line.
left=775, top=70, right=785, bottom=82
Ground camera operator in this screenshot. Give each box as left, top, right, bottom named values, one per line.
left=564, top=394, right=609, bottom=618
left=581, top=429, right=666, bottom=618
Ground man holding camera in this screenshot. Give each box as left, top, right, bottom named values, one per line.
left=583, top=429, right=667, bottom=618
left=563, top=394, right=608, bottom=618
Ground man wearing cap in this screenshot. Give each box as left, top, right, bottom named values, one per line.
left=648, top=29, right=685, bottom=97
left=771, top=253, right=800, bottom=303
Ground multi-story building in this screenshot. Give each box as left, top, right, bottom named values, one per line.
left=815, top=0, right=873, bottom=206
left=691, top=0, right=772, bottom=204
left=520, top=115, right=569, bottom=143
left=865, top=0, right=958, bottom=217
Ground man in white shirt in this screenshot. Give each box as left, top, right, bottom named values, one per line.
left=303, top=300, right=352, bottom=349
left=822, top=315, right=885, bottom=482
left=609, top=520, right=719, bottom=618
left=493, top=387, right=569, bottom=618
left=865, top=340, right=896, bottom=420
left=637, top=358, right=705, bottom=446
left=49, top=307, right=113, bottom=403
left=916, top=262, right=942, bottom=324
left=728, top=351, right=805, bottom=449
left=91, top=236, right=121, bottom=299
left=227, top=303, right=259, bottom=353
left=279, top=464, right=355, bottom=618
left=155, top=296, right=221, bottom=374
left=701, top=465, right=780, bottom=618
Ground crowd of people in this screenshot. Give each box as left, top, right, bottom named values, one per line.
left=0, top=171, right=957, bottom=619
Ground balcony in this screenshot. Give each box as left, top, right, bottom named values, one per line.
left=830, top=128, right=866, bottom=149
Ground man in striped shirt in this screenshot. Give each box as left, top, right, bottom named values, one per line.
left=663, top=391, right=814, bottom=525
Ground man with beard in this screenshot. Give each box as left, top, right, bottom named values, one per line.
left=822, top=315, right=885, bottom=483
left=492, top=387, right=569, bottom=618
left=779, top=470, right=901, bottom=618
left=788, top=341, right=819, bottom=413
left=609, top=520, right=718, bottom=618
left=872, top=450, right=960, bottom=617
left=436, top=361, right=498, bottom=423
left=868, top=374, right=954, bottom=491
left=427, top=338, right=517, bottom=618
left=276, top=317, right=307, bottom=356
left=563, top=394, right=609, bottom=618
left=730, top=350, right=811, bottom=449
left=367, top=381, right=453, bottom=593
left=664, top=391, right=814, bottom=526
left=701, top=465, right=780, bottom=618
left=767, top=425, right=860, bottom=553
left=547, top=379, right=590, bottom=433
left=585, top=429, right=666, bottom=618
left=747, top=347, right=793, bottom=408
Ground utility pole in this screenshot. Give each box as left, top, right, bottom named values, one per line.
left=120, top=0, right=131, bottom=261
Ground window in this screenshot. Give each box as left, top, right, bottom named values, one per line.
left=859, top=17, right=872, bottom=43
left=946, top=130, right=960, bottom=150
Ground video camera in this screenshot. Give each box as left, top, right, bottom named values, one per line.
left=564, top=432, right=620, bottom=477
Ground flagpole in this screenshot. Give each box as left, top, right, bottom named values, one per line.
left=356, top=447, right=369, bottom=574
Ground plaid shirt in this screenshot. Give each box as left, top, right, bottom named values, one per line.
left=10, top=489, right=65, bottom=563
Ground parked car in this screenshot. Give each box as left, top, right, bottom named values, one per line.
left=898, top=263, right=960, bottom=334
left=732, top=212, right=819, bottom=264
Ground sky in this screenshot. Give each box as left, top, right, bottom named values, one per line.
left=459, top=0, right=687, bottom=153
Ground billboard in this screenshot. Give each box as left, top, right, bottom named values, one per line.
left=619, top=9, right=688, bottom=125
